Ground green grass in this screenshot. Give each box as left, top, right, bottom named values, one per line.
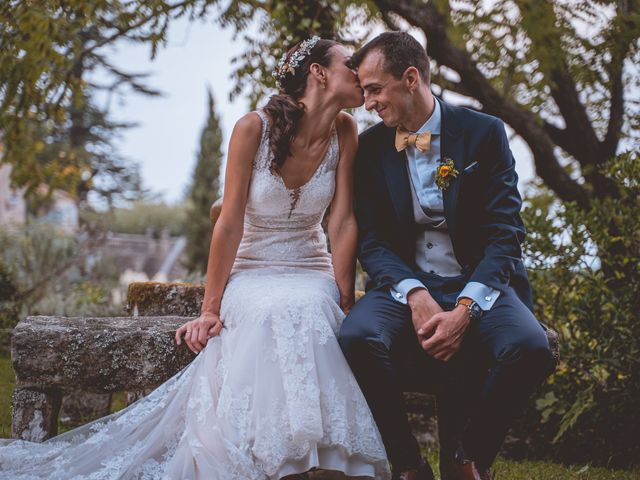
left=422, top=448, right=640, bottom=479
left=421, top=450, right=640, bottom=480
left=1, top=357, right=638, bottom=479
left=0, top=356, right=14, bottom=438
left=490, top=459, right=640, bottom=480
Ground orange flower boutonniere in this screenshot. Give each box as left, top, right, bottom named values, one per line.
left=436, top=158, right=459, bottom=190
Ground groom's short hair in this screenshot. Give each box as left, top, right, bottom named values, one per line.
left=351, top=32, right=431, bottom=84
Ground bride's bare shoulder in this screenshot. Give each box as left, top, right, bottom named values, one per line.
left=336, top=111, right=358, bottom=150
left=226, top=112, right=263, bottom=169
left=336, top=111, right=357, bottom=131
left=231, top=112, right=263, bottom=141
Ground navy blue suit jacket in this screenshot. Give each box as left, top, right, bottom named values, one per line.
left=354, top=99, right=534, bottom=311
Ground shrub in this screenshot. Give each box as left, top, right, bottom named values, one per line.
left=509, top=152, right=640, bottom=468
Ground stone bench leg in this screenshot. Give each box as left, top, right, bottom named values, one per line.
left=60, top=391, right=112, bottom=428
left=12, top=387, right=62, bottom=442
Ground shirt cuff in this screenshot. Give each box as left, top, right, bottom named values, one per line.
left=457, top=282, right=500, bottom=311
left=389, top=279, right=427, bottom=305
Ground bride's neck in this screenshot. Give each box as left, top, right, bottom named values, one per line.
left=295, top=92, right=340, bottom=146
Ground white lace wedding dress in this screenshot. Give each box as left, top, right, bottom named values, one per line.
left=0, top=110, right=391, bottom=480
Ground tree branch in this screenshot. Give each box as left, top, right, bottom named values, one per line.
left=516, top=0, right=601, bottom=169
left=548, top=68, right=600, bottom=166
left=93, top=54, right=162, bottom=97
left=600, top=2, right=636, bottom=160
left=543, top=121, right=583, bottom=158
left=80, top=0, right=196, bottom=59
left=601, top=55, right=625, bottom=159
left=373, top=0, right=591, bottom=208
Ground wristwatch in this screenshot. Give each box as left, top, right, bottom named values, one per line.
left=455, top=297, right=483, bottom=320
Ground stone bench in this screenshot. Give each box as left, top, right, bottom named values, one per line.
left=11, top=315, right=195, bottom=441
left=10, top=281, right=211, bottom=441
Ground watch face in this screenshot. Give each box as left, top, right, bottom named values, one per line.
left=470, top=303, right=482, bottom=318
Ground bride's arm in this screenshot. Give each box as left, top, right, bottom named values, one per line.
left=176, top=112, right=262, bottom=353
left=328, top=112, right=359, bottom=314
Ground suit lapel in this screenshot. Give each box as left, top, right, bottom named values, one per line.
left=439, top=99, right=466, bottom=239
left=380, top=126, right=414, bottom=230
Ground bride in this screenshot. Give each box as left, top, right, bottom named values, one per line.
left=0, top=37, right=391, bottom=480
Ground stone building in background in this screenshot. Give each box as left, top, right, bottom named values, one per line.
left=0, top=161, right=79, bottom=234
left=34, top=185, right=79, bottom=234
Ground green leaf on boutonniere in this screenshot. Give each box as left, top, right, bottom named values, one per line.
left=436, top=158, right=459, bottom=190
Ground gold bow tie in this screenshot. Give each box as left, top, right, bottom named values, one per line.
left=395, top=128, right=432, bottom=153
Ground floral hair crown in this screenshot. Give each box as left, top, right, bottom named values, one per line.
left=272, top=36, right=321, bottom=88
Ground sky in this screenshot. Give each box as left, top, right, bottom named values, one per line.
left=95, top=16, right=250, bottom=205
left=96, top=16, right=537, bottom=206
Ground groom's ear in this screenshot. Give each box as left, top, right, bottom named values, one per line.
left=403, top=66, right=421, bottom=93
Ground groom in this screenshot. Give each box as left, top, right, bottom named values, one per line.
left=339, top=32, right=556, bottom=480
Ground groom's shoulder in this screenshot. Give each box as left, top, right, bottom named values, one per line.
left=358, top=121, right=388, bottom=148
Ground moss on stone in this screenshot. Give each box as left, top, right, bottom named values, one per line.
left=125, top=282, right=205, bottom=316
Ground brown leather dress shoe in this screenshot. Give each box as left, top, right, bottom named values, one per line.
left=440, top=460, right=473, bottom=480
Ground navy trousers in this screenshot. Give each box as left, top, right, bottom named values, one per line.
left=339, top=273, right=555, bottom=470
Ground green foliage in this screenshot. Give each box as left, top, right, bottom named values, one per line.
left=0, top=225, right=76, bottom=352
left=80, top=201, right=188, bottom=238
left=0, top=224, right=124, bottom=352
left=221, top=0, right=365, bottom=106
left=420, top=447, right=640, bottom=479
left=25, top=90, right=146, bottom=212
left=182, top=89, right=223, bottom=275
left=0, top=0, right=219, bottom=197
left=514, top=152, right=640, bottom=468
left=221, top=0, right=639, bottom=210
left=0, top=357, right=15, bottom=437
left=4, top=0, right=637, bottom=209
left=0, top=259, right=19, bottom=356
left=218, top=0, right=640, bottom=143
left=0, top=225, right=77, bottom=307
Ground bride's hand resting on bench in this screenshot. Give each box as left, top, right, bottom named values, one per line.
left=175, top=312, right=224, bottom=354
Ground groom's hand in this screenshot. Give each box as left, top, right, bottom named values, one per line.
left=407, top=288, right=444, bottom=339
left=418, top=305, right=471, bottom=361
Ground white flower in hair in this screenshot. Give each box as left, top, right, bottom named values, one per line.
left=272, top=36, right=321, bottom=87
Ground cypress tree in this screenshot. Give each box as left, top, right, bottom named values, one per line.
left=183, top=89, right=223, bottom=275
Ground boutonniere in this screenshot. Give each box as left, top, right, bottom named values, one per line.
left=436, top=157, right=459, bottom=190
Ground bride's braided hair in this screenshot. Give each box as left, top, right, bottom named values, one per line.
left=264, top=38, right=337, bottom=171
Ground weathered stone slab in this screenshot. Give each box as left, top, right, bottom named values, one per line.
left=11, top=387, right=62, bottom=441
left=125, top=282, right=204, bottom=317
left=11, top=316, right=195, bottom=392
left=124, top=282, right=366, bottom=318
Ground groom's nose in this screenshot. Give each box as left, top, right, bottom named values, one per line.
left=364, top=96, right=376, bottom=111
